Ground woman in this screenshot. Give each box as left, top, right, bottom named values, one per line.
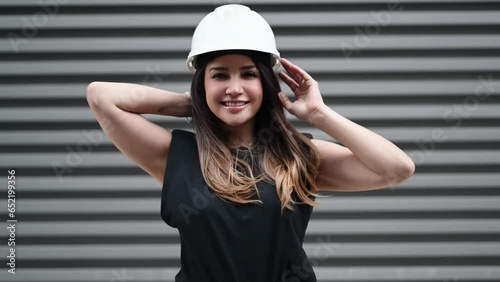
left=86, top=4, right=415, bottom=282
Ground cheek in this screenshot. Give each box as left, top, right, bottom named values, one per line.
left=205, top=93, right=218, bottom=111
left=252, top=84, right=264, bottom=104
left=204, top=80, right=215, bottom=100
left=204, top=86, right=220, bottom=111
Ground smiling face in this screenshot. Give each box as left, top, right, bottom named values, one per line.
left=204, top=54, right=263, bottom=133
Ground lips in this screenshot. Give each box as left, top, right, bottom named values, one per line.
left=221, top=101, right=249, bottom=107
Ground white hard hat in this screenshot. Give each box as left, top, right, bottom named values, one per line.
left=186, top=4, right=281, bottom=72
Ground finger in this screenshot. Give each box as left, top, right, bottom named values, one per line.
left=281, top=59, right=301, bottom=81
left=281, top=58, right=304, bottom=78
left=279, top=71, right=298, bottom=87
left=281, top=58, right=314, bottom=82
left=278, top=92, right=293, bottom=111
left=281, top=58, right=307, bottom=86
left=282, top=70, right=304, bottom=90
left=279, top=71, right=299, bottom=91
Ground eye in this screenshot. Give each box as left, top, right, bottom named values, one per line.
left=243, top=71, right=257, bottom=78
left=212, top=73, right=227, bottom=79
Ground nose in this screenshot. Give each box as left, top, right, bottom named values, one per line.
left=225, top=77, right=244, bottom=96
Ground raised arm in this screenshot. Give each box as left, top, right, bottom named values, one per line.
left=278, top=58, right=415, bottom=191
left=86, top=81, right=191, bottom=184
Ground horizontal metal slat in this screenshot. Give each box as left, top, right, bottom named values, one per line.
left=2, top=79, right=499, bottom=99
left=410, top=150, right=500, bottom=165
left=2, top=11, right=500, bottom=29
left=8, top=242, right=500, bottom=259
left=2, top=126, right=499, bottom=149
left=5, top=219, right=499, bottom=236
left=2, top=127, right=500, bottom=146
left=300, top=127, right=500, bottom=144
left=265, top=11, right=500, bottom=26
left=2, top=150, right=499, bottom=167
left=13, top=196, right=500, bottom=214
left=0, top=266, right=500, bottom=282
left=0, top=13, right=203, bottom=29
left=0, top=108, right=180, bottom=122
left=278, top=34, right=500, bottom=51
left=315, top=266, right=500, bottom=281
left=396, top=172, right=500, bottom=189
left=3, top=0, right=498, bottom=7
left=2, top=266, right=499, bottom=282
left=2, top=152, right=134, bottom=167
left=307, top=219, right=500, bottom=234
left=0, top=268, right=179, bottom=282
left=3, top=34, right=500, bottom=53
left=15, top=175, right=159, bottom=191
left=2, top=104, right=498, bottom=122
left=4, top=58, right=500, bottom=76
left=11, top=173, right=500, bottom=192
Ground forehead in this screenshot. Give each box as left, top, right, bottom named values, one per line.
left=206, top=54, right=255, bottom=69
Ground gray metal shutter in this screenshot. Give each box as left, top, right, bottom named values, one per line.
left=1, top=0, right=499, bottom=281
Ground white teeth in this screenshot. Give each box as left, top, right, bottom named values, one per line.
left=224, top=102, right=246, bottom=107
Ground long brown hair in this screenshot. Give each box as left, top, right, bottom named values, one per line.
left=189, top=50, right=321, bottom=214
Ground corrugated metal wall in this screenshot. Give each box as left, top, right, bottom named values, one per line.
left=1, top=0, right=500, bottom=281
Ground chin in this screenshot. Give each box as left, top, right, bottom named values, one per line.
left=215, top=115, right=252, bottom=127
left=221, top=119, right=250, bottom=128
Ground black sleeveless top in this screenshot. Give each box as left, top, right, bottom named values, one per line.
left=161, top=129, right=317, bottom=282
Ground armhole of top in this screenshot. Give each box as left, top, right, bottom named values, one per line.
left=163, top=129, right=190, bottom=184
left=301, top=132, right=313, bottom=140
left=162, top=129, right=198, bottom=187
left=299, top=132, right=316, bottom=200
left=162, top=129, right=179, bottom=188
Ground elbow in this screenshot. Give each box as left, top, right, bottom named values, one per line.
left=383, top=159, right=416, bottom=187
left=86, top=81, right=110, bottom=109
left=86, top=81, right=102, bottom=101
left=399, top=159, right=416, bottom=180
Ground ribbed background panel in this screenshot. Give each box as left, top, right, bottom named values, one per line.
left=0, top=0, right=499, bottom=281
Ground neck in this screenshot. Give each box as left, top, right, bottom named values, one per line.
left=224, top=124, right=255, bottom=148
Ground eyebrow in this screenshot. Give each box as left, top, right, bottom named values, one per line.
left=208, top=65, right=256, bottom=71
